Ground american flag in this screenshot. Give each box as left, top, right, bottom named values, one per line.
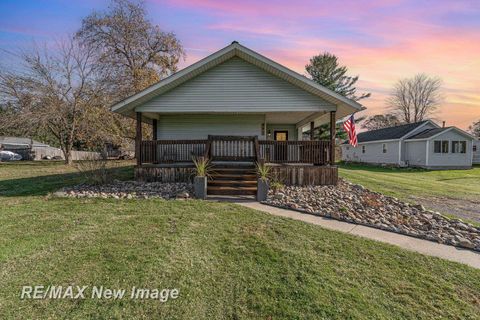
left=343, top=115, right=358, bottom=147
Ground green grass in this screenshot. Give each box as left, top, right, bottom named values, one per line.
left=0, top=162, right=479, bottom=319
left=338, top=163, right=480, bottom=200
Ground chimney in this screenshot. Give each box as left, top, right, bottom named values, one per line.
left=442, top=121, right=446, bottom=128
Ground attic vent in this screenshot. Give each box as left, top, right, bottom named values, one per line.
left=231, top=40, right=239, bottom=44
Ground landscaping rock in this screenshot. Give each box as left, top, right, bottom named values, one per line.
left=263, top=179, right=480, bottom=252
left=59, top=181, right=193, bottom=200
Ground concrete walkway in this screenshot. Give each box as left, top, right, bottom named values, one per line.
left=236, top=201, right=480, bottom=269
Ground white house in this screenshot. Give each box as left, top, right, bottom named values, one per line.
left=111, top=41, right=365, bottom=192
left=341, top=121, right=475, bottom=169
left=473, top=140, right=480, bottom=164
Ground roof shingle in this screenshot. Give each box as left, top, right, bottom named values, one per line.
left=405, top=127, right=449, bottom=140
left=355, top=121, right=428, bottom=143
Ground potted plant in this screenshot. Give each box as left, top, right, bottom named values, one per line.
left=192, top=156, right=211, bottom=199
left=256, top=161, right=271, bottom=201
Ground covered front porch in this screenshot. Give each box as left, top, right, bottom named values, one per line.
left=133, top=110, right=338, bottom=187
left=135, top=110, right=337, bottom=165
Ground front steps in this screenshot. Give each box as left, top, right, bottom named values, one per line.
left=208, top=163, right=257, bottom=196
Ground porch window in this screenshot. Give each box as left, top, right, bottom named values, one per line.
left=452, top=141, right=466, bottom=153
left=382, top=143, right=387, bottom=153
left=434, top=140, right=449, bottom=153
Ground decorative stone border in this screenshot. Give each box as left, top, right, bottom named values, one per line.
left=263, top=180, right=480, bottom=252
left=54, top=181, right=193, bottom=200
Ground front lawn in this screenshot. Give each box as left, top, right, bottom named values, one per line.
left=339, top=163, right=480, bottom=223
left=0, top=162, right=479, bottom=319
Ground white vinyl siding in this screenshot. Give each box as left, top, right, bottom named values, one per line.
left=473, top=140, right=480, bottom=164
left=156, top=114, right=265, bottom=140
left=341, top=141, right=400, bottom=164
left=138, top=57, right=334, bottom=113
left=427, top=130, right=472, bottom=168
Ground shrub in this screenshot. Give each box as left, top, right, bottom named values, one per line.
left=75, top=151, right=113, bottom=185
left=192, top=156, right=212, bottom=177
left=256, top=162, right=272, bottom=181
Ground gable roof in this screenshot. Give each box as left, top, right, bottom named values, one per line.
left=0, top=136, right=48, bottom=146
left=111, top=41, right=364, bottom=118
left=406, top=126, right=476, bottom=141
left=405, top=127, right=448, bottom=139
left=355, top=121, right=430, bottom=143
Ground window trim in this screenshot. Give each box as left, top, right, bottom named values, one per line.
left=434, top=140, right=450, bottom=154
left=452, top=141, right=466, bottom=154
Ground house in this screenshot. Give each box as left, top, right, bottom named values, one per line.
left=0, top=136, right=63, bottom=160
left=111, top=41, right=364, bottom=194
left=474, top=140, right=480, bottom=164
left=341, top=121, right=475, bottom=169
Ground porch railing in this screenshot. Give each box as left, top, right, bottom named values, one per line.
left=140, top=140, right=208, bottom=164
left=259, top=140, right=330, bottom=164
left=139, top=139, right=331, bottom=165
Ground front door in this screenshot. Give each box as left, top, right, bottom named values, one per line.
left=274, top=130, right=288, bottom=161
left=274, top=130, right=288, bottom=141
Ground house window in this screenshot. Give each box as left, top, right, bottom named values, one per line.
left=434, top=140, right=449, bottom=153
left=382, top=143, right=387, bottom=153
left=474, top=145, right=478, bottom=152
left=452, top=141, right=466, bottom=153
left=442, top=141, right=449, bottom=153
left=434, top=141, right=441, bottom=153
left=346, top=146, right=350, bottom=151
left=362, top=145, right=366, bottom=154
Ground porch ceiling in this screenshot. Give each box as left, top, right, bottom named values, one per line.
left=140, top=111, right=327, bottom=126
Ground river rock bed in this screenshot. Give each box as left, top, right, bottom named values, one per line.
left=264, top=179, right=480, bottom=252
left=56, top=181, right=193, bottom=200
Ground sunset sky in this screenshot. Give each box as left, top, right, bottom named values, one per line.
left=1, top=0, right=479, bottom=129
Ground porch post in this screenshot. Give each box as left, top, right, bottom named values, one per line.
left=152, top=119, right=158, bottom=140
left=136, top=112, right=142, bottom=166
left=310, top=121, right=315, bottom=140
left=329, top=111, right=336, bottom=165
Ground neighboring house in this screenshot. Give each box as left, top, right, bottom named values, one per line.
left=0, top=137, right=104, bottom=161
left=0, top=136, right=63, bottom=160
left=341, top=121, right=475, bottom=169
left=111, top=41, right=364, bottom=194
left=473, top=140, right=480, bottom=164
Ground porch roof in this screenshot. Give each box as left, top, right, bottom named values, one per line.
left=111, top=41, right=365, bottom=123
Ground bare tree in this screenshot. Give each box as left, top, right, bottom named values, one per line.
left=362, top=114, right=402, bottom=131
left=75, top=0, right=185, bottom=97
left=388, top=74, right=443, bottom=123
left=0, top=38, right=104, bottom=164
left=469, top=120, right=480, bottom=138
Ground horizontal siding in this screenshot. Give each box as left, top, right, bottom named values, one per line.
left=341, top=141, right=400, bottom=165
left=138, top=57, right=334, bottom=113
left=157, top=114, right=265, bottom=140
left=427, top=130, right=472, bottom=167
left=474, top=141, right=480, bottom=164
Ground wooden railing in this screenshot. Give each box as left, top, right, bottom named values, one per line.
left=140, top=140, right=208, bottom=164
left=208, top=135, right=257, bottom=161
left=140, top=139, right=331, bottom=165
left=259, top=140, right=330, bottom=165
